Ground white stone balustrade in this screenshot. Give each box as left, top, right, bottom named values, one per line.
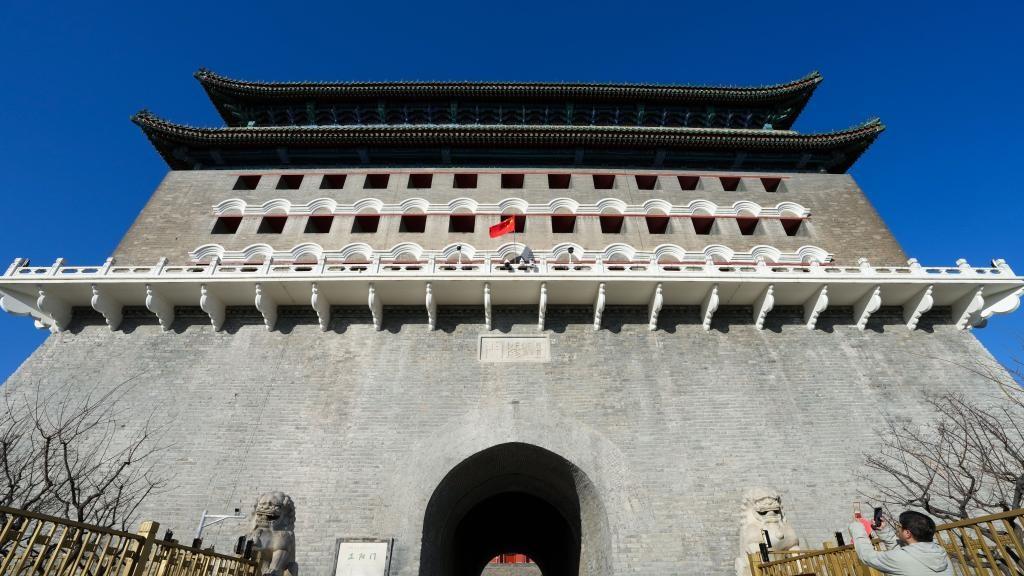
left=0, top=256, right=1021, bottom=334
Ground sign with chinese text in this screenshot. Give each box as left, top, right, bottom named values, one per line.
left=334, top=538, right=392, bottom=576
left=479, top=335, right=551, bottom=363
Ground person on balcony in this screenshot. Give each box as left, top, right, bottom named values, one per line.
left=849, top=511, right=953, bottom=575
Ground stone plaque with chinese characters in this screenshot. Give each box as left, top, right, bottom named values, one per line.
left=334, top=539, right=391, bottom=576
left=479, top=335, right=551, bottom=363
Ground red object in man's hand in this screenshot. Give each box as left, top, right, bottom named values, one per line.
left=857, top=517, right=874, bottom=536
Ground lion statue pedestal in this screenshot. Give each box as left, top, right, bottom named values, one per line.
left=244, top=491, right=298, bottom=576
left=734, top=488, right=800, bottom=576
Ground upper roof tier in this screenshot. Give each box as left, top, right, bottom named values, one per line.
left=195, top=69, right=822, bottom=131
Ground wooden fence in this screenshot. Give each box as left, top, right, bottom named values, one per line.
left=0, top=506, right=259, bottom=576
left=751, top=508, right=1024, bottom=576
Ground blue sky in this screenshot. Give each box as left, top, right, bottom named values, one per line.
left=1, top=0, right=1022, bottom=380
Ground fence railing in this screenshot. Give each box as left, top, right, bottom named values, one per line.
left=5, top=255, right=1017, bottom=281
left=0, top=506, right=259, bottom=576
left=751, top=508, right=1024, bottom=576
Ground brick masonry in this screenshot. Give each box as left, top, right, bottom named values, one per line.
left=112, top=169, right=906, bottom=268
left=2, top=305, right=1009, bottom=575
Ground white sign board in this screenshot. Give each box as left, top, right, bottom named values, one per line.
left=479, top=335, right=550, bottom=363
left=334, top=540, right=391, bottom=576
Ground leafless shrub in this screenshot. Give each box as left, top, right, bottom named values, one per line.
left=0, top=374, right=171, bottom=530
left=862, top=350, right=1024, bottom=521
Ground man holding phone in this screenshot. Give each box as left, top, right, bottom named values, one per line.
left=849, top=510, right=954, bottom=575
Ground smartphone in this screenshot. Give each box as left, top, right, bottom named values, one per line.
left=872, top=507, right=884, bottom=529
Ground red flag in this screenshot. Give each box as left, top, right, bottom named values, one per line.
left=489, top=215, right=516, bottom=238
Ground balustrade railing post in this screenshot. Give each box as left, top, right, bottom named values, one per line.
left=5, top=258, right=26, bottom=276
left=155, top=257, right=168, bottom=276
left=4, top=257, right=27, bottom=277
left=47, top=257, right=65, bottom=277
left=124, top=520, right=159, bottom=576
left=100, top=257, right=115, bottom=276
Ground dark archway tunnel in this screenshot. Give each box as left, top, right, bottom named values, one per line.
left=419, top=443, right=588, bottom=576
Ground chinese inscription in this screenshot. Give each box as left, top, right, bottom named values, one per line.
left=335, top=541, right=390, bottom=576
left=479, top=335, right=550, bottom=363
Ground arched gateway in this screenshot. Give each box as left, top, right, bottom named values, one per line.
left=419, top=443, right=606, bottom=576
left=5, top=69, right=1024, bottom=575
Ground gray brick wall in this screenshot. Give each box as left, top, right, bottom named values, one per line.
left=2, top=307, right=1005, bottom=575
left=112, top=169, right=906, bottom=268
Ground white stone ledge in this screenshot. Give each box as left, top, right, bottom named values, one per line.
left=1, top=257, right=1021, bottom=334
left=213, top=197, right=812, bottom=218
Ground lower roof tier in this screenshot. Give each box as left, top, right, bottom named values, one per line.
left=131, top=112, right=884, bottom=173
left=2, top=256, right=1020, bottom=334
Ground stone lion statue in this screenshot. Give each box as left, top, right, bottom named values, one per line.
left=734, top=488, right=800, bottom=576
left=245, top=491, right=298, bottom=576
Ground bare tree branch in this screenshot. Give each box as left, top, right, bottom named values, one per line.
left=860, top=348, right=1024, bottom=521
left=0, top=375, right=172, bottom=529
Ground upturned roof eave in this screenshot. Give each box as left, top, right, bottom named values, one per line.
left=131, top=111, right=882, bottom=149
left=195, top=69, right=823, bottom=128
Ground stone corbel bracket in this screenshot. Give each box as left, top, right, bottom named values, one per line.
left=255, top=283, right=277, bottom=332
left=368, top=283, right=383, bottom=331
left=200, top=284, right=226, bottom=332
left=0, top=287, right=53, bottom=331
left=483, top=283, right=492, bottom=331
left=538, top=282, right=548, bottom=332
left=952, top=287, right=984, bottom=330
left=425, top=282, right=437, bottom=331
left=970, top=286, right=1024, bottom=329
left=311, top=283, right=330, bottom=331
left=593, top=283, right=606, bottom=331
left=90, top=284, right=123, bottom=331
left=854, top=285, right=882, bottom=331
left=803, top=285, right=828, bottom=330
left=753, top=284, right=774, bottom=330
left=648, top=283, right=664, bottom=331
left=903, top=285, right=934, bottom=331
left=701, top=284, right=719, bottom=331
left=36, top=287, right=72, bottom=333
left=145, top=284, right=174, bottom=331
